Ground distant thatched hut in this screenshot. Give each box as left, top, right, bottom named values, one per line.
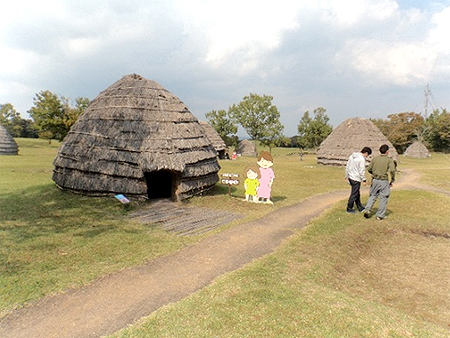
left=52, top=74, right=220, bottom=201
left=0, top=124, right=18, bottom=155
left=317, top=117, right=398, bottom=166
left=236, top=139, right=257, bottom=157
left=404, top=141, right=430, bottom=158
left=199, top=121, right=227, bottom=159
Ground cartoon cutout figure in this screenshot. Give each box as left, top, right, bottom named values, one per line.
left=257, top=151, right=275, bottom=204
left=244, top=165, right=260, bottom=202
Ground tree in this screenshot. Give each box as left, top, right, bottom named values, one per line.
left=229, top=93, right=284, bottom=151
left=297, top=107, right=332, bottom=149
left=0, top=103, right=22, bottom=136
left=423, top=109, right=450, bottom=152
left=63, top=97, right=90, bottom=130
left=205, top=109, right=238, bottom=147
left=371, top=112, right=424, bottom=153
left=28, top=91, right=89, bottom=142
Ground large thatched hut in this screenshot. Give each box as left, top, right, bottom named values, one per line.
left=199, top=121, right=227, bottom=159
left=317, top=117, right=398, bottom=166
left=404, top=141, right=430, bottom=158
left=236, top=139, right=257, bottom=157
left=0, top=124, right=18, bottom=155
left=52, top=74, right=220, bottom=201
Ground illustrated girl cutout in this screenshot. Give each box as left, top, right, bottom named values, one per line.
left=257, top=151, right=275, bottom=204
left=244, top=165, right=260, bottom=202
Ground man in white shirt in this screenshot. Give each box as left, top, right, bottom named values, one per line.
left=345, top=147, right=372, bottom=213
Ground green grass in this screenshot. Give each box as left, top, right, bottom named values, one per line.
left=399, top=152, right=450, bottom=190
left=0, top=139, right=196, bottom=315
left=0, top=140, right=343, bottom=315
left=2, top=139, right=450, bottom=337
left=108, top=190, right=450, bottom=338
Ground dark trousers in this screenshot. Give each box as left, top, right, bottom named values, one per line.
left=347, top=179, right=364, bottom=211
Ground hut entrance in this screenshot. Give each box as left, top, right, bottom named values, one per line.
left=145, top=170, right=176, bottom=199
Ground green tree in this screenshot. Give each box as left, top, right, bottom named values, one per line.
left=0, top=103, right=23, bottom=136
left=229, top=93, right=284, bottom=152
left=371, top=112, right=424, bottom=153
left=297, top=107, right=332, bottom=149
left=28, top=91, right=89, bottom=142
left=424, top=109, right=450, bottom=152
left=63, top=97, right=90, bottom=130
left=205, top=109, right=238, bottom=147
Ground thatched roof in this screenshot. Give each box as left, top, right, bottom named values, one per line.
left=317, top=117, right=398, bottom=166
left=53, top=74, right=220, bottom=200
left=404, top=141, right=430, bottom=158
left=199, top=121, right=226, bottom=154
left=236, top=139, right=257, bottom=157
left=0, top=124, right=18, bottom=155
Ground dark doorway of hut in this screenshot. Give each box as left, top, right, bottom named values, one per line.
left=145, top=170, right=177, bottom=200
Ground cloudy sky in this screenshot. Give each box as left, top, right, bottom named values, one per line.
left=1, top=0, right=450, bottom=136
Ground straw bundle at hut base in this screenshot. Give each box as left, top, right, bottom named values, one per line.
left=0, top=124, right=18, bottom=155
left=52, top=74, right=220, bottom=201
left=199, top=121, right=227, bottom=159
left=317, top=117, right=398, bottom=166
left=404, top=141, right=430, bottom=158
left=236, top=139, right=257, bottom=157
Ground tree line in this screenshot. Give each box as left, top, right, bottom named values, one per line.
left=0, top=91, right=90, bottom=142
left=2, top=91, right=450, bottom=153
left=206, top=93, right=333, bottom=150
left=371, top=110, right=450, bottom=153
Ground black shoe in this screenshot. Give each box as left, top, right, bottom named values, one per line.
left=346, top=209, right=357, bottom=214
left=364, top=210, right=371, bottom=218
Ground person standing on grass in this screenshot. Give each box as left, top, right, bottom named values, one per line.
left=345, top=146, right=372, bottom=213
left=364, top=144, right=396, bottom=220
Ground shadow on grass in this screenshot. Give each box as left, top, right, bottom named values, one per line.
left=201, top=185, right=287, bottom=203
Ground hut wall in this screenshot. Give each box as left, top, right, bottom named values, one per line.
left=0, top=125, right=19, bottom=155
left=52, top=74, right=220, bottom=200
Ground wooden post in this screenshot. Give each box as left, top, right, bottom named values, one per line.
left=220, top=173, right=240, bottom=197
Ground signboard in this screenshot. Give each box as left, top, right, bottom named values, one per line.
left=115, top=194, right=130, bottom=204
left=221, top=173, right=240, bottom=196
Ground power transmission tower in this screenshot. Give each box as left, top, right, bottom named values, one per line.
left=424, top=83, right=430, bottom=119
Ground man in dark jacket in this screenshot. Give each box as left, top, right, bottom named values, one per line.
left=364, top=144, right=396, bottom=220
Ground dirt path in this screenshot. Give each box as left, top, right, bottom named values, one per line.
left=0, top=169, right=443, bottom=338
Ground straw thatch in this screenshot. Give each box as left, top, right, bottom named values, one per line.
left=199, top=121, right=227, bottom=159
left=317, top=117, right=398, bottom=166
left=404, top=141, right=430, bottom=158
left=52, top=74, right=220, bottom=201
left=0, top=124, right=18, bottom=155
left=236, top=139, right=257, bottom=157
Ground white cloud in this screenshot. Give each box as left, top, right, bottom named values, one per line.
left=319, top=0, right=398, bottom=26
left=176, top=0, right=304, bottom=70
left=429, top=6, right=450, bottom=54
left=340, top=39, right=435, bottom=85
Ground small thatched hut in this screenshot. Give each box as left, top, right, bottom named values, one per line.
left=317, top=117, right=398, bottom=166
left=199, top=121, right=227, bottom=159
left=0, top=124, right=18, bottom=155
left=236, top=139, right=257, bottom=157
left=53, top=74, right=220, bottom=201
left=404, top=141, right=430, bottom=158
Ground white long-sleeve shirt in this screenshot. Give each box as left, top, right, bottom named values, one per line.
left=345, top=152, right=366, bottom=182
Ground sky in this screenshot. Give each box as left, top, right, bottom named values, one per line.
left=1, top=0, right=450, bottom=137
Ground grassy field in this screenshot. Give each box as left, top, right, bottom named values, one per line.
left=1, top=139, right=450, bottom=337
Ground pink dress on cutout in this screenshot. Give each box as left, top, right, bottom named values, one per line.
left=257, top=167, right=274, bottom=199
